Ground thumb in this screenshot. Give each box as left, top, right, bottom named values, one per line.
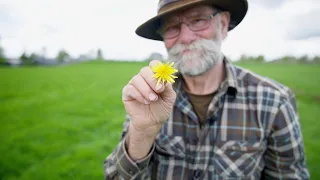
left=160, top=82, right=177, bottom=103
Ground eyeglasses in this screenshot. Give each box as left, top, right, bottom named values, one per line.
left=157, top=11, right=220, bottom=40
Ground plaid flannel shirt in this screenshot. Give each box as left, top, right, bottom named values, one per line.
left=104, top=58, right=310, bottom=180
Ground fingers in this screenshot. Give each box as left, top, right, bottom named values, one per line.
left=149, top=60, right=164, bottom=89
left=139, top=66, right=165, bottom=95
left=148, top=60, right=165, bottom=92
left=149, top=60, right=161, bottom=67
left=162, top=81, right=177, bottom=100
left=130, top=74, right=159, bottom=102
left=123, top=60, right=175, bottom=105
left=122, top=84, right=150, bottom=105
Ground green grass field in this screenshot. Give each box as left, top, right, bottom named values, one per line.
left=1, top=61, right=319, bottom=179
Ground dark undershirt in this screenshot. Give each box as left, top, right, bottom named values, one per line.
left=183, top=84, right=216, bottom=127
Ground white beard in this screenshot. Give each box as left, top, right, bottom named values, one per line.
left=167, top=30, right=223, bottom=77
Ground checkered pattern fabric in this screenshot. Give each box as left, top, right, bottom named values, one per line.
left=104, top=58, right=310, bottom=180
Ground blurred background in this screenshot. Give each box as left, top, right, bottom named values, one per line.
left=0, top=0, right=319, bottom=179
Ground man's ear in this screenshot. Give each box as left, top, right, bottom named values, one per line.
left=220, top=11, right=230, bottom=39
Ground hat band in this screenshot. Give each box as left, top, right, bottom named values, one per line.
left=158, top=0, right=202, bottom=14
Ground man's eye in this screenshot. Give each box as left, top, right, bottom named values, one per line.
left=164, top=25, right=179, bottom=33
left=190, top=18, right=206, bottom=26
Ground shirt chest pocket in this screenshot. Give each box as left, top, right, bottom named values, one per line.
left=213, top=140, right=266, bottom=178
left=154, top=134, right=186, bottom=159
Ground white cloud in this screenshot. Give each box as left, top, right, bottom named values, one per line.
left=222, top=0, right=320, bottom=60
left=0, top=0, right=165, bottom=60
left=1, top=0, right=319, bottom=61
left=249, top=0, right=288, bottom=9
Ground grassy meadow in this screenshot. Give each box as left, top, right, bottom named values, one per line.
left=0, top=61, right=319, bottom=179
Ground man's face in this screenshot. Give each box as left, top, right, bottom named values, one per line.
left=162, top=5, right=225, bottom=76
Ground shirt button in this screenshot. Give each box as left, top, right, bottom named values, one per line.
left=189, top=137, right=198, bottom=144
left=128, top=169, right=134, bottom=175
left=194, top=169, right=201, bottom=179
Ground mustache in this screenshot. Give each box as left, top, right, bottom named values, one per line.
left=168, top=38, right=220, bottom=57
left=168, top=43, right=199, bottom=56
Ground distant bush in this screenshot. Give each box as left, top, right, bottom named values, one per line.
left=237, top=54, right=320, bottom=64
left=146, top=52, right=164, bottom=62
left=56, top=49, right=70, bottom=63
left=271, top=55, right=320, bottom=64
left=0, top=44, right=7, bottom=64
left=238, top=55, right=265, bottom=63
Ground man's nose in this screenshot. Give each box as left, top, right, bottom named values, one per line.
left=177, top=23, right=197, bottom=45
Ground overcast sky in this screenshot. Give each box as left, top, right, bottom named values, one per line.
left=0, top=0, right=319, bottom=61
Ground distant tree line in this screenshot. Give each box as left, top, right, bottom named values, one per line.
left=0, top=41, right=319, bottom=66
left=0, top=40, right=105, bottom=66
left=237, top=54, right=320, bottom=64
left=16, top=49, right=71, bottom=65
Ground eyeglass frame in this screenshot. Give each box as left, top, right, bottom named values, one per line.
left=157, top=10, right=221, bottom=39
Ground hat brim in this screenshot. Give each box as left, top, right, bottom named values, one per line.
left=135, top=0, right=248, bottom=41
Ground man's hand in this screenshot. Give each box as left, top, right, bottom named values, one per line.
left=122, top=60, right=177, bottom=160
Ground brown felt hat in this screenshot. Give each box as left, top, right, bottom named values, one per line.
left=135, top=0, right=248, bottom=41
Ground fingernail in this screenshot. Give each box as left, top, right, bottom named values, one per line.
left=149, top=93, right=157, bottom=101
left=144, top=99, right=150, bottom=105
left=155, top=83, right=163, bottom=91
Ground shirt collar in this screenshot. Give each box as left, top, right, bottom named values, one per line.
left=223, top=57, right=238, bottom=98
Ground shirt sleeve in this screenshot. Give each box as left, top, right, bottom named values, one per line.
left=263, top=94, right=310, bottom=179
left=103, top=115, right=155, bottom=180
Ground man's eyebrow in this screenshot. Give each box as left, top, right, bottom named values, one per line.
left=186, top=11, right=201, bottom=17
left=163, top=15, right=180, bottom=24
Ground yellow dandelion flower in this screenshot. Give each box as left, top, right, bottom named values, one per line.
left=151, top=62, right=178, bottom=86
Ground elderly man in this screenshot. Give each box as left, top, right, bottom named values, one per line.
left=104, top=0, right=310, bottom=179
